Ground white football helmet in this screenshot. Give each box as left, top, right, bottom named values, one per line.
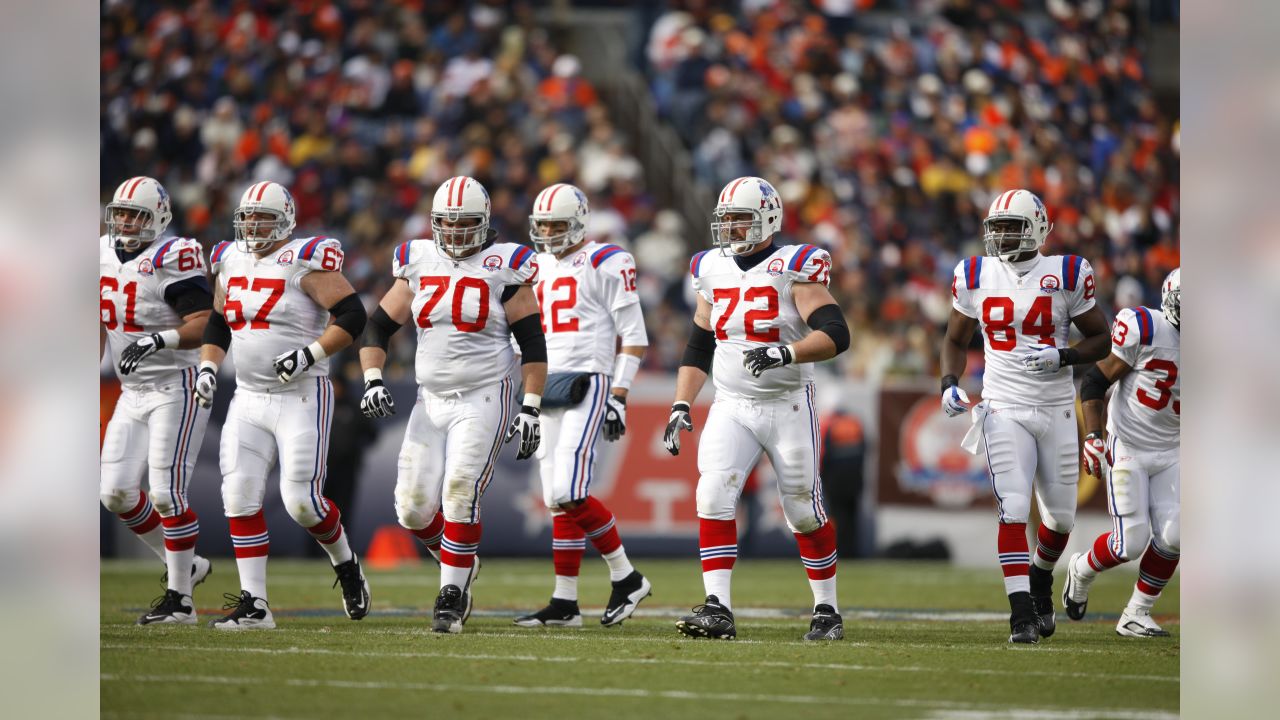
left=983, top=189, right=1052, bottom=261
left=105, top=176, right=173, bottom=252
left=234, top=181, right=296, bottom=252
left=711, top=176, right=783, bottom=255
left=529, top=183, right=589, bottom=255
left=432, top=176, right=491, bottom=258
left=1161, top=267, right=1180, bottom=329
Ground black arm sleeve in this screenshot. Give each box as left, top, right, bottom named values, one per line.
left=501, top=284, right=520, bottom=303
left=202, top=310, right=231, bottom=351
left=328, top=292, right=367, bottom=339
left=681, top=321, right=715, bottom=373
left=805, top=303, right=850, bottom=355
left=362, top=306, right=404, bottom=351
left=1080, top=364, right=1113, bottom=402
left=163, top=277, right=213, bottom=317
left=510, top=314, right=547, bottom=364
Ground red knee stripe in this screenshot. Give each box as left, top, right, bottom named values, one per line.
left=411, top=512, right=446, bottom=549
left=568, top=497, right=622, bottom=555
left=795, top=521, right=837, bottom=580
left=997, top=522, right=1030, bottom=577
left=1034, top=525, right=1070, bottom=564
left=1087, top=532, right=1125, bottom=571
left=699, top=518, right=738, bottom=572
left=230, top=512, right=270, bottom=559
left=440, top=521, right=482, bottom=568
left=161, top=509, right=200, bottom=551
left=307, top=501, right=344, bottom=544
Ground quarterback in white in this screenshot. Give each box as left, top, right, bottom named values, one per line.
left=358, top=175, right=548, bottom=634
left=100, top=176, right=214, bottom=625
left=196, top=180, right=370, bottom=629
left=1064, top=268, right=1181, bottom=638
left=665, top=176, right=851, bottom=641
left=939, top=188, right=1112, bottom=644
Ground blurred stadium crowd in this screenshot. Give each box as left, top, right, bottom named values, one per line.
left=101, top=0, right=1178, bottom=385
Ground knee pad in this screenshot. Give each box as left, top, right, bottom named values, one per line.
left=145, top=474, right=179, bottom=517
left=441, top=474, right=480, bottom=524
left=780, top=492, right=823, bottom=535
left=220, top=475, right=263, bottom=518
left=695, top=471, right=740, bottom=520
left=100, top=488, right=140, bottom=515
left=394, top=487, right=441, bottom=531
left=997, top=491, right=1031, bottom=524
left=1117, top=519, right=1151, bottom=562
left=1153, top=520, right=1180, bottom=556
left=281, top=482, right=325, bottom=527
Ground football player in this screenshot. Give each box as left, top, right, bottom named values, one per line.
left=196, top=181, right=369, bottom=629
left=100, top=176, right=214, bottom=624
left=1063, top=268, right=1180, bottom=637
left=939, top=189, right=1112, bottom=643
left=358, top=176, right=547, bottom=634
left=513, top=183, right=651, bottom=629
left=665, top=176, right=851, bottom=641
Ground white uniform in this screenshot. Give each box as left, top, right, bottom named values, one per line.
left=209, top=236, right=344, bottom=527
left=534, top=242, right=647, bottom=507
left=689, top=243, right=833, bottom=534
left=390, top=239, right=537, bottom=525
left=100, top=235, right=211, bottom=518
left=951, top=253, right=1097, bottom=530
left=1102, top=307, right=1180, bottom=560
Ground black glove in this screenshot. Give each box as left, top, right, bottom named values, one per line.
left=602, top=393, right=627, bottom=441
left=663, top=402, right=694, bottom=455
left=743, top=345, right=793, bottom=378
left=506, top=405, right=542, bottom=460
left=273, top=345, right=316, bottom=384
left=118, top=333, right=166, bottom=375
left=360, top=379, right=395, bottom=418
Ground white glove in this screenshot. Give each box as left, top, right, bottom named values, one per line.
left=1021, top=345, right=1063, bottom=376
left=273, top=346, right=316, bottom=384
left=941, top=385, right=970, bottom=417
left=506, top=405, right=542, bottom=460
left=602, top=393, right=627, bottom=441
left=663, top=402, right=694, bottom=455
left=360, top=379, right=395, bottom=418
left=194, top=364, right=217, bottom=409
left=1082, top=432, right=1107, bottom=477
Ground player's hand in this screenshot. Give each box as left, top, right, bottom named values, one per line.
left=118, top=333, right=166, bottom=375
left=1082, top=432, right=1107, bottom=476
left=506, top=405, right=542, bottom=460
left=360, top=379, right=395, bottom=418
left=941, top=385, right=970, bottom=417
left=194, top=364, right=217, bottom=409
left=743, top=345, right=793, bottom=378
left=663, top=402, right=694, bottom=455
left=602, top=393, right=627, bottom=442
left=273, top=346, right=316, bottom=384
left=1021, top=345, right=1063, bottom=376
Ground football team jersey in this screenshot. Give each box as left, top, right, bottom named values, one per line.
left=1106, top=307, right=1180, bottom=452
left=535, top=241, right=643, bottom=375
left=392, top=239, right=538, bottom=394
left=690, top=243, right=833, bottom=399
left=100, top=234, right=206, bottom=386
left=209, top=236, right=342, bottom=392
left=952, top=253, right=1096, bottom=406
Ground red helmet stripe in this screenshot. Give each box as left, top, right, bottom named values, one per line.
left=453, top=177, right=466, bottom=206
left=1002, top=190, right=1016, bottom=210
left=255, top=181, right=270, bottom=201
left=545, top=184, right=566, bottom=212
left=124, top=176, right=146, bottom=199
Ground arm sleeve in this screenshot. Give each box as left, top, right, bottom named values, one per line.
left=805, top=303, right=850, bottom=354
left=363, top=306, right=403, bottom=351
left=510, top=313, right=547, bottom=364
left=681, top=321, right=715, bottom=372
left=328, top=292, right=367, bottom=338
left=163, top=277, right=214, bottom=316
left=950, top=261, right=978, bottom=318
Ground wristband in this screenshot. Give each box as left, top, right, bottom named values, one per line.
left=611, top=353, right=641, bottom=391
left=199, top=360, right=218, bottom=374
left=941, top=374, right=959, bottom=393
left=158, top=329, right=180, bottom=348
left=307, top=340, right=328, bottom=362
left=672, top=401, right=691, bottom=412
left=523, top=393, right=542, bottom=410
left=1058, top=347, right=1081, bottom=366
left=363, top=367, right=384, bottom=383
left=1084, top=431, right=1103, bottom=441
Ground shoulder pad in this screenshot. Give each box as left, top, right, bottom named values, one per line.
left=1061, top=255, right=1085, bottom=291
left=509, top=244, right=535, bottom=271
left=959, top=255, right=983, bottom=290
left=690, top=250, right=710, bottom=279
left=209, top=241, right=233, bottom=267
left=786, top=244, right=821, bottom=273
left=151, top=237, right=201, bottom=269
left=298, top=236, right=337, bottom=262
left=589, top=244, right=627, bottom=269
left=1132, top=306, right=1157, bottom=346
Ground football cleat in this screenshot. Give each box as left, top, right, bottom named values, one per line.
left=137, top=589, right=196, bottom=625
left=1009, top=618, right=1041, bottom=644
left=1028, top=565, right=1056, bottom=638
left=209, top=591, right=275, bottom=630
left=600, top=571, right=652, bottom=627
left=514, top=598, right=583, bottom=628
left=803, top=604, right=844, bottom=641
left=161, top=554, right=213, bottom=588
left=462, top=556, right=482, bottom=625
left=1116, top=608, right=1171, bottom=638
left=1062, top=552, right=1095, bottom=621
left=432, top=584, right=466, bottom=634
left=332, top=555, right=371, bottom=620
left=676, top=595, right=736, bottom=640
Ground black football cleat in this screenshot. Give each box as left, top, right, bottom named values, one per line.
left=432, top=584, right=466, bottom=634
left=600, top=571, right=652, bottom=627
left=1009, top=616, right=1041, bottom=644
left=803, top=604, right=844, bottom=641
left=137, top=589, right=196, bottom=626
left=1029, top=566, right=1056, bottom=638
left=209, top=591, right=275, bottom=630
left=332, top=555, right=371, bottom=620
left=676, top=595, right=736, bottom=640
left=514, top=598, right=583, bottom=628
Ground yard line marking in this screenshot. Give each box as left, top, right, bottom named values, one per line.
left=98, top=673, right=1176, bottom=717
left=99, top=644, right=1177, bottom=683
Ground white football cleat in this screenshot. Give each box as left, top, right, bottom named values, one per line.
left=1116, top=607, right=1171, bottom=638
left=191, top=555, right=212, bottom=587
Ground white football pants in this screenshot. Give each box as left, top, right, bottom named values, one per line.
left=1104, top=435, right=1179, bottom=560
left=536, top=373, right=609, bottom=509
left=980, top=400, right=1079, bottom=532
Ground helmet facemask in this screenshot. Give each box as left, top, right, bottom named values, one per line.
left=529, top=217, right=584, bottom=255
left=432, top=213, right=489, bottom=258
left=234, top=208, right=291, bottom=253
left=711, top=209, right=766, bottom=256
left=105, top=203, right=158, bottom=252
left=983, top=216, right=1038, bottom=261
left=1162, top=286, right=1180, bottom=329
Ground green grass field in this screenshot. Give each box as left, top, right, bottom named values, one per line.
left=101, top=558, right=1178, bottom=719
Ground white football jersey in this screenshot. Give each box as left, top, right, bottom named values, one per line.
left=209, top=236, right=343, bottom=392
left=1106, top=307, right=1180, bottom=452
left=100, top=234, right=207, bottom=386
left=535, top=241, right=643, bottom=374
left=952, top=253, right=1096, bottom=406
left=690, top=243, right=833, bottom=399
left=392, top=239, right=538, bottom=394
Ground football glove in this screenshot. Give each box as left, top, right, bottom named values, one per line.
left=743, top=345, right=793, bottom=378
left=273, top=346, right=316, bottom=384
left=118, top=333, right=166, bottom=376
left=194, top=365, right=217, bottom=409
left=663, top=402, right=694, bottom=455
left=360, top=379, right=395, bottom=418
left=1021, top=345, right=1063, bottom=376
left=941, top=385, right=970, bottom=417
left=1082, top=432, right=1107, bottom=477
left=506, top=405, right=542, bottom=460
left=602, top=393, right=627, bottom=442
